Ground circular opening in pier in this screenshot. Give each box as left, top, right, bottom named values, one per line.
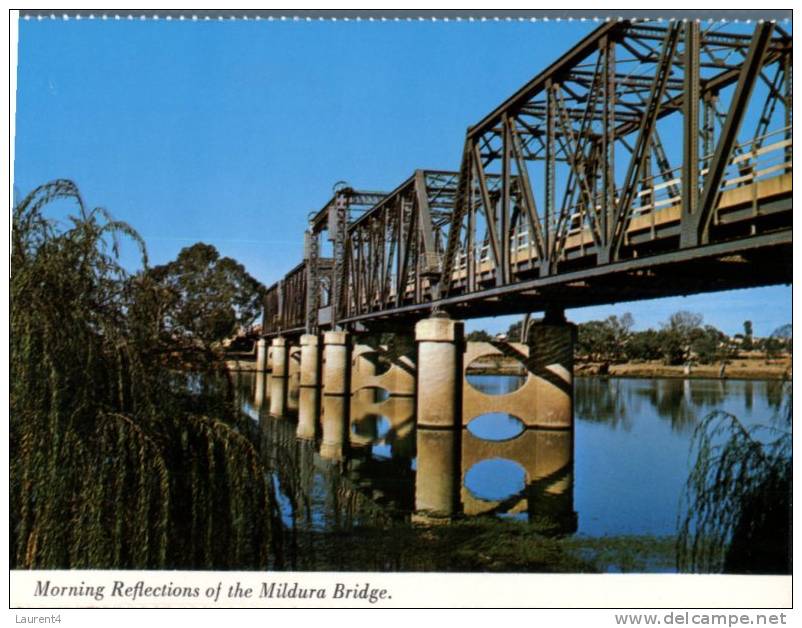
left=465, top=353, right=526, bottom=395
left=464, top=458, right=526, bottom=502
left=466, top=412, right=526, bottom=441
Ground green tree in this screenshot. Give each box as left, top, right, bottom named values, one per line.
left=11, top=181, right=280, bottom=570
left=576, top=313, right=634, bottom=363
left=679, top=395, right=791, bottom=574
left=774, top=323, right=791, bottom=352
left=140, top=242, right=265, bottom=364
left=606, top=313, right=634, bottom=361
left=506, top=319, right=524, bottom=341
left=626, top=329, right=663, bottom=361
left=467, top=329, right=493, bottom=342
left=765, top=324, right=792, bottom=361
left=576, top=320, right=608, bottom=361
left=659, top=311, right=703, bottom=365
left=742, top=320, right=754, bottom=351
left=691, top=325, right=727, bottom=364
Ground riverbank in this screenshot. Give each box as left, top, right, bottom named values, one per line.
left=227, top=350, right=791, bottom=381
left=575, top=358, right=791, bottom=381
left=283, top=517, right=677, bottom=573
left=469, top=354, right=791, bottom=381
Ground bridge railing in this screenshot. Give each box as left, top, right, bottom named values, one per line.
left=630, top=126, right=792, bottom=220
left=262, top=126, right=792, bottom=333
left=454, top=129, right=792, bottom=274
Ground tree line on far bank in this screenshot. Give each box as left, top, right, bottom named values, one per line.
left=467, top=312, right=792, bottom=366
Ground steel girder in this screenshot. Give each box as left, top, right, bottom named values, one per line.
left=263, top=20, right=791, bottom=334
left=437, top=20, right=790, bottom=295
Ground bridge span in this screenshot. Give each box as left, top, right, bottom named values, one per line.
left=263, top=20, right=791, bottom=336
left=255, top=20, right=791, bottom=521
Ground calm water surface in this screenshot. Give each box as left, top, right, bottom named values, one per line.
left=236, top=372, right=787, bottom=569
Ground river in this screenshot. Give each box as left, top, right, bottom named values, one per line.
left=235, top=372, right=788, bottom=572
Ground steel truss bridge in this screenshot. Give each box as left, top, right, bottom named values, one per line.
left=264, top=20, right=792, bottom=336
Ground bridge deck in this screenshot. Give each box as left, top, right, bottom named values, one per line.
left=266, top=169, right=790, bottom=336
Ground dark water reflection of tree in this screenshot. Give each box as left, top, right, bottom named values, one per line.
left=574, top=378, right=632, bottom=430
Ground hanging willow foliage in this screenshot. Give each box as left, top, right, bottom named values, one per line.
left=677, top=389, right=791, bottom=574
left=11, top=180, right=282, bottom=569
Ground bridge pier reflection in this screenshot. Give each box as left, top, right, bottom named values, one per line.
left=414, top=429, right=461, bottom=520
left=461, top=428, right=576, bottom=533
left=256, top=337, right=268, bottom=372
left=250, top=18, right=792, bottom=541
left=350, top=332, right=416, bottom=458
left=297, top=334, right=321, bottom=440
left=254, top=369, right=267, bottom=410
left=413, top=317, right=464, bottom=519
left=253, top=314, right=576, bottom=532
left=320, top=331, right=351, bottom=460
left=349, top=336, right=384, bottom=453
left=268, top=337, right=288, bottom=417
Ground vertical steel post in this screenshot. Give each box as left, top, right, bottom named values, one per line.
left=304, top=229, right=319, bottom=334
left=693, top=23, right=774, bottom=245
left=544, top=79, right=555, bottom=274
left=703, top=91, right=716, bottom=171
left=276, top=279, right=285, bottom=333
left=329, top=192, right=348, bottom=329
left=467, top=158, right=476, bottom=292
left=784, top=52, right=792, bottom=173
left=681, top=21, right=701, bottom=248
left=500, top=114, right=511, bottom=285
left=396, top=196, right=405, bottom=307
left=600, top=36, right=616, bottom=263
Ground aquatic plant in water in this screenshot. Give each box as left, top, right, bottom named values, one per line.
left=11, top=180, right=281, bottom=569
left=677, top=388, right=791, bottom=574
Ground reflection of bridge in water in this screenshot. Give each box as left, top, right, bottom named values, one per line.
left=250, top=346, right=577, bottom=533
left=253, top=21, right=790, bottom=526
left=253, top=321, right=577, bottom=530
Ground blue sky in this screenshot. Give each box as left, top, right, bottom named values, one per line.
left=13, top=18, right=791, bottom=338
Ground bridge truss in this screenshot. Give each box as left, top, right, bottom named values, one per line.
left=264, top=20, right=792, bottom=336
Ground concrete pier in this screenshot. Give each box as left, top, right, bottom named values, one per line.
left=254, top=369, right=267, bottom=410
left=269, top=337, right=288, bottom=417
left=320, top=395, right=348, bottom=460
left=415, top=317, right=463, bottom=429
left=524, top=318, right=575, bottom=429
left=258, top=314, right=576, bottom=524
left=350, top=335, right=416, bottom=396
left=297, top=334, right=321, bottom=440
left=321, top=331, right=350, bottom=460
left=322, top=331, right=350, bottom=395
left=414, top=428, right=460, bottom=519
left=461, top=319, right=574, bottom=429
left=414, top=317, right=463, bottom=519
left=256, top=337, right=268, bottom=372
left=350, top=338, right=382, bottom=428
